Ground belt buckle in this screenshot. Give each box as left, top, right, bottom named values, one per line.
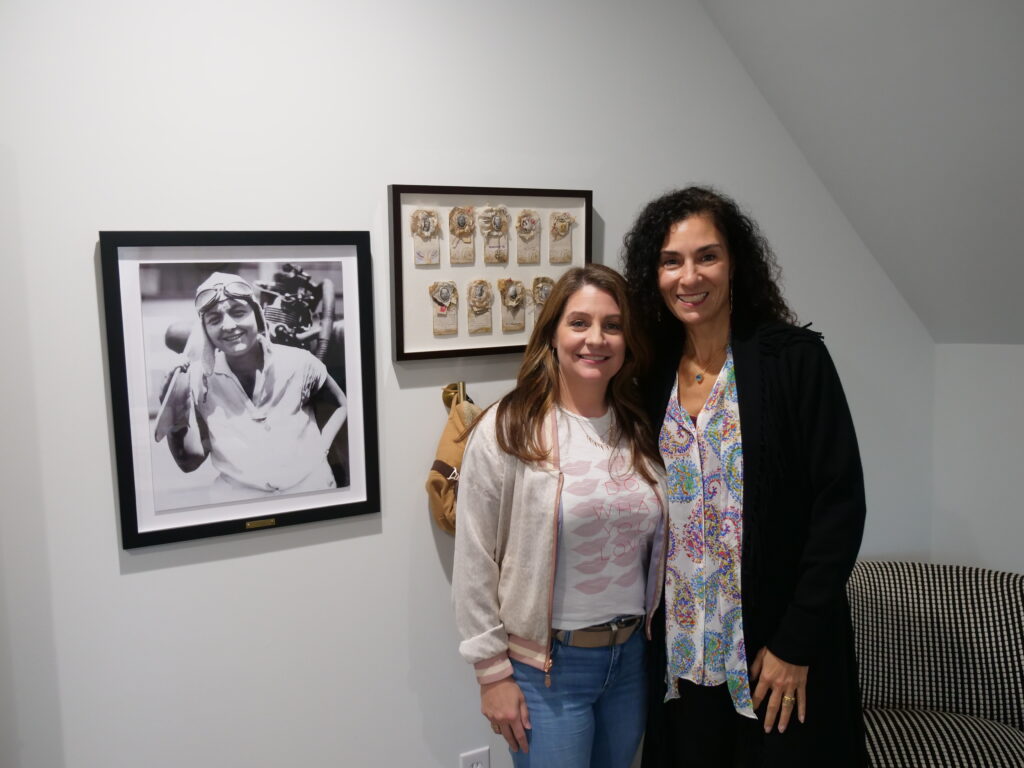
left=608, top=621, right=619, bottom=647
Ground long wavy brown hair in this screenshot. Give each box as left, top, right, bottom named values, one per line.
left=492, top=264, right=661, bottom=485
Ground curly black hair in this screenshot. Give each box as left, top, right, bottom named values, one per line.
left=621, top=186, right=795, bottom=340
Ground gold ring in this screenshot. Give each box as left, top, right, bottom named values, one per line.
left=782, top=695, right=797, bottom=705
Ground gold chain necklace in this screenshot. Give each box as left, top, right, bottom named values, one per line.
left=563, top=408, right=613, bottom=449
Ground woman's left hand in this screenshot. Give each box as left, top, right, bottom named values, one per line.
left=750, top=646, right=808, bottom=734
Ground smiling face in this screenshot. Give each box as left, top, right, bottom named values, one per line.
left=201, top=297, right=260, bottom=358
left=552, top=284, right=626, bottom=401
left=657, top=213, right=732, bottom=331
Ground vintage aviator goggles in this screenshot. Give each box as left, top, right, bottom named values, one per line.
left=194, top=281, right=255, bottom=313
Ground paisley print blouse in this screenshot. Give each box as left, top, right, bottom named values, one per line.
left=660, top=348, right=754, bottom=716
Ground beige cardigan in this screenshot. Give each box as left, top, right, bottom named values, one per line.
left=452, top=406, right=668, bottom=685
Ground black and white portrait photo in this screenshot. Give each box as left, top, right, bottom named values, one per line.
left=101, top=232, right=379, bottom=548
left=144, top=259, right=350, bottom=508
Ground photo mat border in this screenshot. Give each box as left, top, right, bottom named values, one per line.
left=99, top=230, right=380, bottom=549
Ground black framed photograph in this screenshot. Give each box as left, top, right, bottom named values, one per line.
left=99, top=231, right=379, bottom=549
left=389, top=184, right=593, bottom=361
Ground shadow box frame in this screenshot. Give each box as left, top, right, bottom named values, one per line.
left=99, top=230, right=380, bottom=549
left=389, top=184, right=593, bottom=361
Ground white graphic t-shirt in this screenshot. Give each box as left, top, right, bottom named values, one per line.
left=551, top=407, right=661, bottom=630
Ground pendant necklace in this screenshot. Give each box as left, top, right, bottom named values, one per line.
left=688, top=346, right=725, bottom=384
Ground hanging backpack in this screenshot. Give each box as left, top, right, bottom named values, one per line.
left=425, top=382, right=482, bottom=534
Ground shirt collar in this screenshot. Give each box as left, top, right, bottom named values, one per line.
left=666, top=346, right=736, bottom=429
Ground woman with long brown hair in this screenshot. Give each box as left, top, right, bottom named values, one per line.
left=452, top=264, right=667, bottom=768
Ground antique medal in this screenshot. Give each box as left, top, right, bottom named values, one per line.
left=515, top=209, right=541, bottom=264
left=479, top=205, right=510, bottom=264
left=498, top=277, right=526, bottom=332
left=532, top=276, right=555, bottom=322
left=467, top=279, right=494, bottom=335
left=410, top=208, right=441, bottom=265
left=449, top=207, right=476, bottom=265
left=429, top=281, right=459, bottom=336
left=549, top=211, right=576, bottom=264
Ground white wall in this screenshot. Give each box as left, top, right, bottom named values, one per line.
left=0, top=1, right=934, bottom=766
left=932, top=344, right=1024, bottom=572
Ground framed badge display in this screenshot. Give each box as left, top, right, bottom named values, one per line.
left=388, top=184, right=593, bottom=361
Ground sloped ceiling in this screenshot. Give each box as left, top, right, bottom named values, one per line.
left=700, top=0, right=1024, bottom=343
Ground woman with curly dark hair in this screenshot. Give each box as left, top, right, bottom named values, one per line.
left=622, top=186, right=868, bottom=766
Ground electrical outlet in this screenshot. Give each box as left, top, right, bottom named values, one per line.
left=459, top=746, right=490, bottom=768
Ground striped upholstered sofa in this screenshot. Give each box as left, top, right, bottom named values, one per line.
left=846, top=560, right=1024, bottom=767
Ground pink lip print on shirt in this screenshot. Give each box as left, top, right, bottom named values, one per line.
left=574, top=517, right=610, bottom=537
left=560, top=460, right=592, bottom=476
left=564, top=477, right=601, bottom=495
left=610, top=509, right=656, bottom=531
left=615, top=569, right=641, bottom=587
left=574, top=576, right=614, bottom=594
left=572, top=536, right=611, bottom=556
left=574, top=556, right=610, bottom=575
left=568, top=499, right=603, bottom=518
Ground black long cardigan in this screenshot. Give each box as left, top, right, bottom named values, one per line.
left=641, top=321, right=869, bottom=766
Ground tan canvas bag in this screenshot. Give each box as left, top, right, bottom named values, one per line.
left=425, top=382, right=482, bottom=534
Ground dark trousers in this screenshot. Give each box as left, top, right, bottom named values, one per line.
left=663, top=681, right=764, bottom=768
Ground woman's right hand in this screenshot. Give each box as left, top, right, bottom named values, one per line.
left=154, top=355, right=195, bottom=443
left=480, top=677, right=531, bottom=753
left=156, top=323, right=205, bottom=434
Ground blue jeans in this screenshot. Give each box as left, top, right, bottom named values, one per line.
left=510, top=629, right=646, bottom=768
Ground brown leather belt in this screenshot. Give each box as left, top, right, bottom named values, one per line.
left=553, top=616, right=643, bottom=648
